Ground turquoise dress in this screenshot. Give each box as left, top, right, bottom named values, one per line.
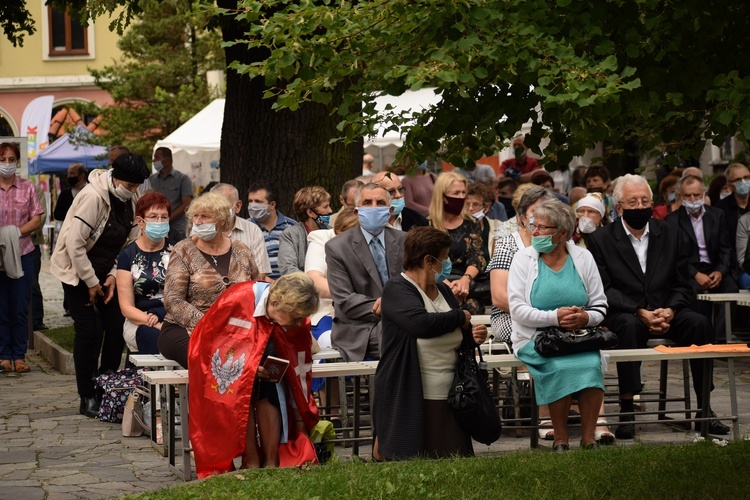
left=516, top=255, right=604, bottom=405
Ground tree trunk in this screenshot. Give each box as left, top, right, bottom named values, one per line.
left=218, top=0, right=361, bottom=217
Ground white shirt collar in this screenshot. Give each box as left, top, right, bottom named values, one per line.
left=621, top=217, right=649, bottom=240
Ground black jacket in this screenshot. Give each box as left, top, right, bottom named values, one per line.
left=400, top=206, right=428, bottom=232
left=665, top=205, right=732, bottom=278
left=587, top=218, right=693, bottom=314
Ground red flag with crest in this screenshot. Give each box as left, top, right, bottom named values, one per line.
left=188, top=281, right=319, bottom=478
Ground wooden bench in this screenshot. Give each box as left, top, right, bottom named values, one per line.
left=697, top=291, right=750, bottom=343
left=141, top=370, right=191, bottom=481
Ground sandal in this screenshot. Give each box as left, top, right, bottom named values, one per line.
left=595, top=419, right=616, bottom=445
left=538, top=419, right=554, bottom=441
left=14, top=359, right=30, bottom=373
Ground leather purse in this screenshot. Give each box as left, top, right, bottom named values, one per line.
left=122, top=386, right=150, bottom=437
left=534, top=326, right=618, bottom=357
left=448, top=334, right=502, bottom=445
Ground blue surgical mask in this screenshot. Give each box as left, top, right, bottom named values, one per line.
left=144, top=221, right=170, bottom=242
left=191, top=222, right=218, bottom=241
left=531, top=234, right=557, bottom=254
left=357, top=206, right=391, bottom=235
left=433, top=256, right=452, bottom=283
left=390, top=197, right=405, bottom=216
left=313, top=212, right=331, bottom=229
left=736, top=179, right=750, bottom=197
left=683, top=198, right=705, bottom=215
left=667, top=192, right=676, bottom=203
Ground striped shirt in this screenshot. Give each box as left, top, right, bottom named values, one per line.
left=0, top=176, right=44, bottom=256
left=250, top=211, right=296, bottom=280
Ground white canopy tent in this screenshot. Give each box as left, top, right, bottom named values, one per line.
left=153, top=98, right=224, bottom=188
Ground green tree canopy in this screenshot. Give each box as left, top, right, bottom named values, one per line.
left=71, top=1, right=224, bottom=158
left=230, top=0, right=750, bottom=168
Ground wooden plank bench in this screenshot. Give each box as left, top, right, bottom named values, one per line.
left=697, top=291, right=750, bottom=343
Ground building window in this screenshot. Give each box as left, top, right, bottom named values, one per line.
left=48, top=7, right=88, bottom=56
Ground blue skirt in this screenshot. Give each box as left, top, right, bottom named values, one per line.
left=516, top=341, right=604, bottom=406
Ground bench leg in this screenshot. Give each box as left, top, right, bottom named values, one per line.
left=338, top=376, right=350, bottom=445
left=681, top=360, right=692, bottom=425
left=658, top=360, right=668, bottom=419
left=179, top=384, right=192, bottom=481
left=700, top=359, right=711, bottom=439
left=728, top=358, right=740, bottom=441
left=352, top=376, right=361, bottom=457
left=167, top=384, right=176, bottom=469
left=529, top=380, right=539, bottom=449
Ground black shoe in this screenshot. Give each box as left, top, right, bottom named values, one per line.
left=696, top=410, right=730, bottom=435
left=615, top=415, right=636, bottom=440
left=553, top=443, right=570, bottom=452
left=79, top=396, right=100, bottom=418
left=63, top=310, right=71, bottom=317
left=33, top=322, right=49, bottom=331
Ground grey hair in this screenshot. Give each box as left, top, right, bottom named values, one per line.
left=613, top=174, right=652, bottom=204
left=355, top=182, right=391, bottom=206
left=532, top=199, right=576, bottom=241
left=517, top=186, right=557, bottom=218
left=211, top=183, right=240, bottom=203
left=725, top=163, right=748, bottom=182
left=676, top=175, right=705, bottom=194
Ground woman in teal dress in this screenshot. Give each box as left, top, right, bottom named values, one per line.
left=507, top=199, right=609, bottom=451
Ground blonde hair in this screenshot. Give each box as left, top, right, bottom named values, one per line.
left=429, top=171, right=469, bottom=231
left=333, top=206, right=359, bottom=235
left=268, top=272, right=320, bottom=318
left=186, top=192, right=232, bottom=232
left=511, top=183, right=536, bottom=211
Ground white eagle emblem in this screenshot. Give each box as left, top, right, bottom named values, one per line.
left=210, top=348, right=246, bottom=394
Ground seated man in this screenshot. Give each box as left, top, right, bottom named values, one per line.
left=211, top=183, right=271, bottom=280
left=325, top=183, right=405, bottom=361
left=329, top=179, right=363, bottom=227
left=666, top=175, right=738, bottom=337
left=587, top=174, right=729, bottom=439
left=278, top=186, right=332, bottom=275
left=371, top=171, right=428, bottom=232
left=247, top=180, right=297, bottom=280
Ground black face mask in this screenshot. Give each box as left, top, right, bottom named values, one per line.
left=68, top=176, right=79, bottom=186
left=622, top=207, right=652, bottom=230
left=587, top=187, right=605, bottom=194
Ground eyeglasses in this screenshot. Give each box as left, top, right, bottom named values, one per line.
left=528, top=222, right=557, bottom=232
left=142, top=214, right=170, bottom=222
left=729, top=175, right=750, bottom=184
left=619, top=198, right=652, bottom=209
left=386, top=187, right=406, bottom=197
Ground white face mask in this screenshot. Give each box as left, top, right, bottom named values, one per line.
left=577, top=216, right=598, bottom=234
left=472, top=209, right=485, bottom=221
left=153, top=161, right=164, bottom=172
left=114, top=184, right=135, bottom=201
left=191, top=222, right=218, bottom=241
left=0, top=162, right=17, bottom=177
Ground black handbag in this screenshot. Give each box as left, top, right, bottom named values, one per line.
left=448, top=336, right=502, bottom=445
left=534, top=326, right=618, bottom=357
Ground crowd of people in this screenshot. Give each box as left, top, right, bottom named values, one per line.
left=2, top=137, right=748, bottom=470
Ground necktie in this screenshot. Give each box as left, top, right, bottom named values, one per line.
left=369, top=237, right=389, bottom=286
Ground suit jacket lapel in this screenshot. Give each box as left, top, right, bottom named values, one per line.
left=613, top=221, right=646, bottom=283
left=352, top=228, right=383, bottom=289
left=679, top=209, right=698, bottom=248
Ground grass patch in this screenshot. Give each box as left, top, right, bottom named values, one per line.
left=42, top=325, right=75, bottom=353
left=130, top=441, right=750, bottom=499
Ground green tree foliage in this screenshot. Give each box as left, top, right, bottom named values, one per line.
left=72, top=1, right=224, bottom=157
left=230, top=0, right=750, bottom=168
left=0, top=2, right=35, bottom=47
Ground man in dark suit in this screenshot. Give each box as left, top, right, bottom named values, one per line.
left=326, top=183, right=406, bottom=362
left=666, top=175, right=738, bottom=337
left=587, top=174, right=729, bottom=439
left=372, top=171, right=428, bottom=232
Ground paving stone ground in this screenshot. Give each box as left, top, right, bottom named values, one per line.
left=0, top=254, right=748, bottom=499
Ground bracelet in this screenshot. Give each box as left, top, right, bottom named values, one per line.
left=462, top=273, right=474, bottom=280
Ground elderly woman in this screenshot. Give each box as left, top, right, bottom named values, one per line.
left=652, top=175, right=680, bottom=219
left=0, top=142, right=44, bottom=373
left=116, top=191, right=173, bottom=354
left=277, top=186, right=332, bottom=275
left=508, top=199, right=608, bottom=451
left=374, top=226, right=488, bottom=460
left=188, top=273, right=320, bottom=476
left=158, top=192, right=259, bottom=368
left=52, top=154, right=149, bottom=416
left=428, top=172, right=486, bottom=314
left=572, top=193, right=607, bottom=248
